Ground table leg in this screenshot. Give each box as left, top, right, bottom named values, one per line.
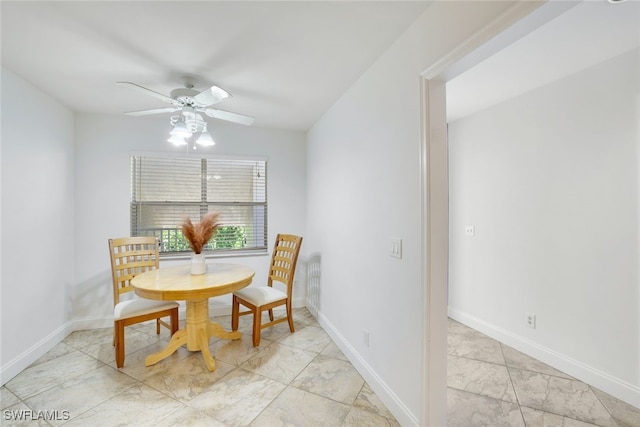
left=198, top=328, right=216, bottom=371
left=145, top=298, right=242, bottom=371
left=145, top=329, right=187, bottom=367
left=186, top=299, right=209, bottom=351
left=207, top=321, right=242, bottom=340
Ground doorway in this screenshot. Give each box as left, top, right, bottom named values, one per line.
left=417, top=2, right=575, bottom=424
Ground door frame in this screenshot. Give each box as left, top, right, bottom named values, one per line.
left=417, top=2, right=556, bottom=424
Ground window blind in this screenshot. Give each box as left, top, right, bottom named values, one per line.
left=130, top=155, right=268, bottom=254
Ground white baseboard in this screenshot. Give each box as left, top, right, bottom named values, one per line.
left=0, top=321, right=74, bottom=386
left=72, top=315, right=113, bottom=331
left=448, top=307, right=640, bottom=409
left=316, top=310, right=419, bottom=427
left=2, top=297, right=309, bottom=386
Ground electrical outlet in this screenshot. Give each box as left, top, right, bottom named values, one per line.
left=526, top=313, right=536, bottom=329
left=465, top=225, right=475, bottom=237
left=363, top=329, right=370, bottom=347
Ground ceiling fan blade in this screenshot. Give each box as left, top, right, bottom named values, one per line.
left=124, top=107, right=180, bottom=116
left=117, top=81, right=178, bottom=105
left=194, top=85, right=231, bottom=107
left=204, top=108, right=254, bottom=126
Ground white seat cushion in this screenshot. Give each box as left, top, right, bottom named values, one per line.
left=234, top=286, right=287, bottom=307
left=114, top=298, right=179, bottom=321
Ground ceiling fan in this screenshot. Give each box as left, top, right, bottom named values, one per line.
left=117, top=78, right=254, bottom=126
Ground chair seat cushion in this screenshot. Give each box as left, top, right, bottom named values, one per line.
left=234, top=286, right=287, bottom=307
left=114, top=298, right=179, bottom=321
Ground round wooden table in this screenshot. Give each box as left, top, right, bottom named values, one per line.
left=131, top=263, right=255, bottom=371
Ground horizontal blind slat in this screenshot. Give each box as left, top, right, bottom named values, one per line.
left=131, top=155, right=267, bottom=253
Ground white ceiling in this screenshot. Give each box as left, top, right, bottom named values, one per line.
left=1, top=1, right=431, bottom=131
left=446, top=0, right=640, bottom=122
left=3, top=1, right=638, bottom=132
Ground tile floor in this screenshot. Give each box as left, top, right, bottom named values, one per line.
left=1, top=308, right=399, bottom=426
left=447, top=319, right=640, bottom=427
left=2, top=312, right=638, bottom=426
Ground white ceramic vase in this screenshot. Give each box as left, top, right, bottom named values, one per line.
left=191, top=253, right=206, bottom=275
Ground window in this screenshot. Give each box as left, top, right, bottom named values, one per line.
left=130, top=155, right=267, bottom=255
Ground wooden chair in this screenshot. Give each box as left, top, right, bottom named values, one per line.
left=108, top=237, right=179, bottom=368
left=232, top=234, right=303, bottom=346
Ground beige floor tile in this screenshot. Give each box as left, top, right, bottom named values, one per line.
left=5, top=351, right=102, bottom=400
left=60, top=383, right=183, bottom=426
left=591, top=387, right=640, bottom=427
left=448, top=354, right=518, bottom=403
left=448, top=320, right=505, bottom=365
left=140, top=355, right=236, bottom=403
left=447, top=388, right=525, bottom=427
left=30, top=342, right=77, bottom=367
left=277, top=323, right=332, bottom=353
left=24, top=365, right=138, bottom=426
left=109, top=340, right=194, bottom=380
left=321, top=341, right=349, bottom=361
left=1, top=386, right=20, bottom=410
left=251, top=386, right=351, bottom=426
left=353, top=383, right=397, bottom=422
left=155, top=404, right=228, bottom=427
left=509, top=368, right=618, bottom=427
left=520, top=406, right=603, bottom=427
left=501, top=344, right=574, bottom=380
left=291, top=354, right=365, bottom=405
left=188, top=368, right=285, bottom=426
left=207, top=333, right=267, bottom=366
left=62, top=327, right=115, bottom=350
left=258, top=320, right=295, bottom=342
left=342, top=406, right=401, bottom=426
left=292, top=307, right=320, bottom=327
left=240, top=342, right=315, bottom=384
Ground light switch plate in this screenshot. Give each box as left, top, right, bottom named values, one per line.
left=390, top=237, right=402, bottom=259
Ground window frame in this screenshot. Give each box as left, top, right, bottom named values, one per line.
left=130, top=152, right=268, bottom=258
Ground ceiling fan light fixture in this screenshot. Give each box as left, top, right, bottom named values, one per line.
left=196, top=129, right=216, bottom=147
left=118, top=80, right=252, bottom=148
left=171, top=121, right=192, bottom=138
left=167, top=135, right=188, bottom=146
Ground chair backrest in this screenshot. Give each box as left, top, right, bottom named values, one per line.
left=108, top=236, right=160, bottom=306
left=268, top=234, right=303, bottom=298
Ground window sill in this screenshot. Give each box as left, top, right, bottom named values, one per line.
left=160, top=250, right=268, bottom=261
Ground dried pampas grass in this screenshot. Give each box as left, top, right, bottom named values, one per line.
left=181, top=211, right=222, bottom=254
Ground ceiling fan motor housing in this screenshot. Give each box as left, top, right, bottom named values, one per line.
left=170, top=88, right=200, bottom=106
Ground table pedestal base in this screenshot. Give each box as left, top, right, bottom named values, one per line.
left=144, top=298, right=241, bottom=371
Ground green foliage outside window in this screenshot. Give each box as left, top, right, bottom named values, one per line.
left=212, top=226, right=247, bottom=249
left=146, top=226, right=247, bottom=253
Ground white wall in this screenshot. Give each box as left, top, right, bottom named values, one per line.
left=1, top=68, right=75, bottom=384
left=448, top=48, right=640, bottom=406
left=73, top=114, right=307, bottom=327
left=305, top=2, right=520, bottom=424
left=0, top=75, right=306, bottom=383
